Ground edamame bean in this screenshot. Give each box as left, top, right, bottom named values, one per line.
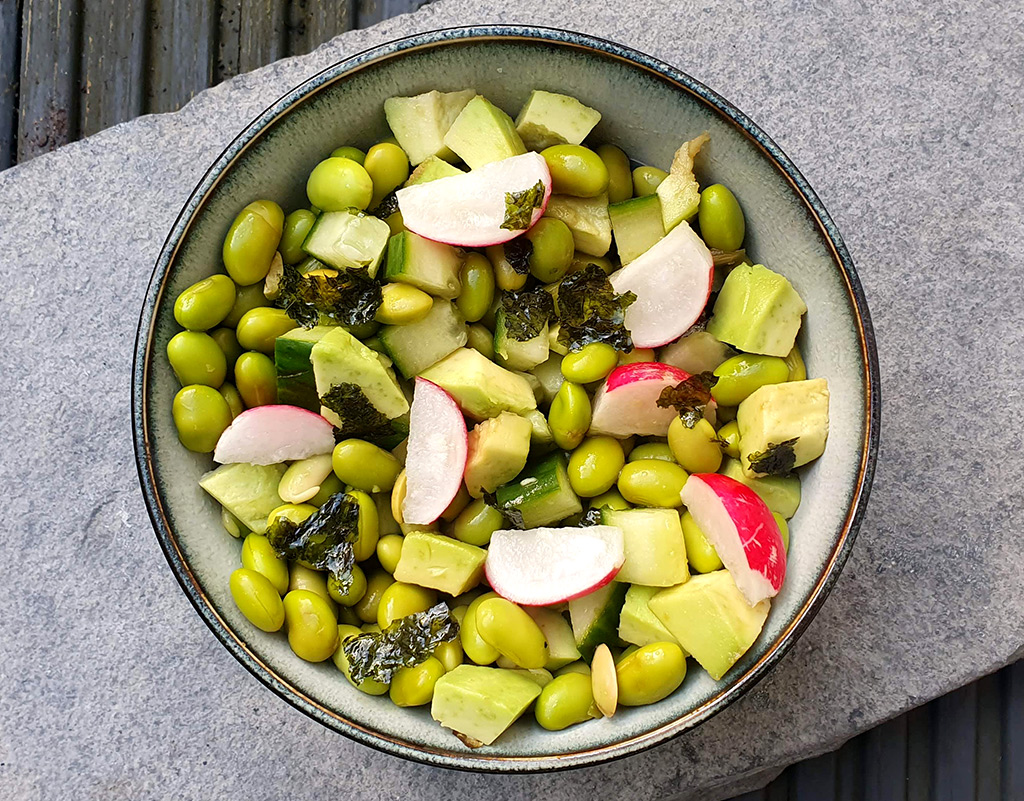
left=632, top=165, right=668, bottom=197
left=309, top=473, right=345, bottom=507
left=210, top=327, right=243, bottom=373
left=668, top=417, right=723, bottom=474
left=174, top=274, right=236, bottom=331
left=376, top=534, right=404, bottom=574
left=354, top=569, right=394, bottom=624
left=283, top=589, right=339, bottom=662
left=167, top=331, right=227, bottom=388
left=385, top=210, right=405, bottom=236
left=288, top=563, right=334, bottom=611
left=627, top=442, right=675, bottom=463
left=223, top=282, right=270, bottom=327
left=328, top=563, right=367, bottom=606
left=561, top=342, right=618, bottom=384
left=475, top=598, right=549, bottom=669
left=785, top=345, right=807, bottom=381
left=172, top=385, right=232, bottom=452
left=434, top=639, right=464, bottom=672
left=616, top=642, right=686, bottom=706
left=221, top=506, right=247, bottom=538
left=364, top=143, right=410, bottom=210
left=241, top=533, right=289, bottom=594
left=306, top=157, right=373, bottom=211
left=346, top=490, right=380, bottom=562
left=568, top=252, right=615, bottom=276
left=223, top=200, right=284, bottom=286
left=568, top=436, right=625, bottom=497
left=375, top=283, right=433, bottom=325
left=452, top=498, right=505, bottom=547
left=525, top=218, right=574, bottom=283
left=618, top=347, right=655, bottom=365
left=441, top=484, right=472, bottom=522
left=229, top=568, right=285, bottom=632
left=596, top=144, right=633, bottom=204
left=377, top=582, right=437, bottom=629
left=455, top=253, right=496, bottom=323
left=332, top=439, right=401, bottom=493
left=556, top=661, right=591, bottom=677
left=716, top=420, right=741, bottom=459
left=278, top=454, right=334, bottom=504
left=389, top=657, right=444, bottom=707
left=711, top=354, right=790, bottom=406
left=330, top=146, right=366, bottom=164
left=234, top=351, right=277, bottom=407
left=589, top=489, right=631, bottom=511
left=548, top=380, right=591, bottom=451
left=236, top=307, right=296, bottom=354
left=461, top=592, right=500, bottom=665
left=680, top=511, right=723, bottom=573
left=697, top=184, right=745, bottom=251
left=485, top=245, right=529, bottom=291
left=219, top=382, right=244, bottom=420
left=774, top=512, right=790, bottom=552
left=535, top=672, right=597, bottom=731
left=333, top=624, right=390, bottom=694
left=466, top=323, right=495, bottom=360
left=280, top=209, right=317, bottom=265
left=617, top=460, right=688, bottom=507
left=541, top=145, right=610, bottom=198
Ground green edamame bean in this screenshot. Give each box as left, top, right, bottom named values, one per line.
left=616, top=642, right=686, bottom=706
left=555, top=661, right=591, bottom=677
left=589, top=489, right=631, bottom=511
left=241, top=533, right=289, bottom=594
left=548, top=381, right=592, bottom=451
left=617, top=460, right=688, bottom=507
left=774, top=512, right=790, bottom=552
left=455, top=253, right=496, bottom=323
left=434, top=639, right=464, bottom=673
left=229, top=568, right=285, bottom=632
left=345, top=320, right=381, bottom=339
left=309, top=473, right=345, bottom=507
left=680, top=511, right=723, bottom=573
left=632, top=165, right=668, bottom=197
left=328, top=563, right=367, bottom=606
left=385, top=210, right=405, bottom=236
left=475, top=598, right=549, bottom=669
left=377, top=582, right=437, bottom=629
left=525, top=217, right=574, bottom=283
left=717, top=420, right=741, bottom=459
left=174, top=274, right=236, bottom=331
left=278, top=454, right=334, bottom=504
left=452, top=498, right=505, bottom=547
left=234, top=351, right=277, bottom=407
left=280, top=209, right=317, bottom=265
left=560, top=342, right=618, bottom=384
left=568, top=436, right=625, bottom=497
left=668, top=417, right=723, bottom=474
left=697, top=184, right=745, bottom=251
left=441, top=484, right=471, bottom=522
left=376, top=534, right=404, bottom=574
left=784, top=346, right=807, bottom=382
left=568, top=252, right=615, bottom=276
left=221, top=506, right=247, bottom=538
left=209, top=327, right=243, bottom=373
left=219, top=382, right=244, bottom=420
left=268, top=501, right=316, bottom=528
left=596, top=144, right=633, bottom=204
left=364, top=143, right=410, bottom=210
left=236, top=307, right=296, bottom=354
left=618, top=347, right=655, bottom=366
left=333, top=440, right=402, bottom=493
left=485, top=245, right=529, bottom=291
left=389, top=657, right=444, bottom=707
left=330, top=146, right=366, bottom=165
left=167, top=331, right=227, bottom=388
left=345, top=490, right=380, bottom=562
left=288, top=563, right=335, bottom=610
left=627, top=442, right=675, bottom=463
left=223, top=200, right=284, bottom=286
left=223, top=282, right=270, bottom=327
left=283, top=589, right=339, bottom=662
left=375, top=283, right=433, bottom=325
left=712, top=354, right=790, bottom=406
left=541, top=145, right=609, bottom=198
left=535, top=672, right=596, bottom=730
left=333, top=624, right=389, bottom=695
left=461, top=592, right=500, bottom=665
left=466, top=323, right=495, bottom=360
left=354, top=570, right=394, bottom=624
left=172, top=385, right=231, bottom=452
left=306, top=157, right=373, bottom=211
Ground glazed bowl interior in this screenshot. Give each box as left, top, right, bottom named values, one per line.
left=135, top=26, right=877, bottom=772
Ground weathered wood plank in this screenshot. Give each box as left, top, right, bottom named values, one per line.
left=975, top=671, right=1001, bottom=800
left=146, top=0, right=217, bottom=114
left=790, top=750, right=837, bottom=801
left=1002, top=660, right=1024, bottom=799
left=863, top=715, right=909, bottom=801
left=219, top=0, right=288, bottom=81
left=835, top=736, right=863, bottom=801
left=80, top=0, right=148, bottom=137
left=287, top=0, right=355, bottom=57
left=932, top=683, right=977, bottom=801
left=356, top=0, right=423, bottom=27
left=0, top=0, right=19, bottom=169
left=906, top=705, right=933, bottom=801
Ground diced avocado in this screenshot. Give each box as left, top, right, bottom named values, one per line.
left=507, top=668, right=554, bottom=688
left=405, top=155, right=465, bottom=186
left=514, top=90, right=602, bottom=151
left=543, top=193, right=611, bottom=256
left=618, top=585, right=683, bottom=649
left=442, top=95, right=526, bottom=169
left=378, top=299, right=468, bottom=378
left=719, top=458, right=802, bottom=519
left=464, top=412, right=533, bottom=498
left=707, top=263, right=808, bottom=357
left=494, top=309, right=549, bottom=371
left=384, top=89, right=476, bottom=165
left=301, top=210, right=390, bottom=276
left=601, top=508, right=689, bottom=587
left=658, top=329, right=734, bottom=375
left=649, top=570, right=769, bottom=681
left=419, top=348, right=537, bottom=420
left=199, top=463, right=286, bottom=534
left=393, top=531, right=487, bottom=595
left=374, top=492, right=401, bottom=536
left=514, top=370, right=543, bottom=403
left=494, top=453, right=582, bottom=528
left=738, top=378, right=830, bottom=477
left=384, top=231, right=463, bottom=299
left=656, top=133, right=709, bottom=231
left=430, top=665, right=541, bottom=745
left=523, top=409, right=555, bottom=448
left=568, top=582, right=628, bottom=661
left=609, top=194, right=665, bottom=264
left=525, top=607, right=581, bottom=670
left=529, top=354, right=564, bottom=405
left=275, top=325, right=334, bottom=410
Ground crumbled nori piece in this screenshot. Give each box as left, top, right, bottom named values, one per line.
left=555, top=264, right=636, bottom=352
left=274, top=262, right=382, bottom=328
left=503, top=237, right=533, bottom=275
left=343, top=603, right=460, bottom=684
left=372, top=191, right=399, bottom=218
left=266, top=492, right=360, bottom=592
left=710, top=248, right=747, bottom=268
left=501, top=180, right=546, bottom=231
left=580, top=508, right=604, bottom=526
left=656, top=371, right=719, bottom=428
left=483, top=491, right=523, bottom=529
left=500, top=288, right=555, bottom=342
left=320, top=383, right=405, bottom=447
left=746, top=438, right=799, bottom=476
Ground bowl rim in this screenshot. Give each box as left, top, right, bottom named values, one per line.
left=132, top=24, right=880, bottom=773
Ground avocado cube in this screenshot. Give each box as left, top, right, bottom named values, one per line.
left=443, top=96, right=526, bottom=169
left=419, top=348, right=537, bottom=420
left=738, top=378, right=830, bottom=477
left=609, top=194, right=665, bottom=264
left=719, top=458, right=802, bottom=519
left=430, top=665, right=542, bottom=745
left=514, top=90, right=602, bottom=151
left=384, top=89, right=475, bottom=165
left=393, top=532, right=487, bottom=595
left=618, top=585, right=683, bottom=649
left=707, top=263, right=808, bottom=357
left=405, top=155, right=464, bottom=186
left=543, top=193, right=612, bottom=256
left=601, top=508, right=689, bottom=587
left=464, top=412, right=533, bottom=498
left=199, top=463, right=287, bottom=534
left=656, top=133, right=708, bottom=231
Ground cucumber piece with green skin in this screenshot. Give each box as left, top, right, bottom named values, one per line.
left=609, top=194, right=666, bottom=264
left=199, top=463, right=287, bottom=534
left=493, top=308, right=550, bottom=371
left=378, top=299, right=468, bottom=378
left=301, top=210, right=390, bottom=276
left=494, top=453, right=582, bottom=529
left=601, top=508, right=689, bottom=587
left=274, top=326, right=334, bottom=410
left=543, top=193, right=612, bottom=256
left=568, top=581, right=628, bottom=661
left=384, top=231, right=463, bottom=299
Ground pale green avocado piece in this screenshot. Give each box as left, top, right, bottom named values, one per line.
left=525, top=606, right=581, bottom=670
left=507, top=668, right=554, bottom=688
left=442, top=95, right=527, bottom=169
left=199, top=463, right=287, bottom=534
left=523, top=409, right=555, bottom=448
left=384, top=88, right=476, bottom=165
left=738, top=378, right=830, bottom=477
left=649, top=569, right=769, bottom=681
left=378, top=299, right=468, bottom=379
left=601, top=508, right=689, bottom=587
left=405, top=155, right=465, bottom=186
left=301, top=210, right=390, bottom=276
left=543, top=193, right=612, bottom=256
left=513, top=369, right=543, bottom=403
left=383, top=231, right=463, bottom=300
left=568, top=581, right=628, bottom=661
left=419, top=348, right=537, bottom=420
left=494, top=308, right=550, bottom=371
left=618, top=584, right=683, bottom=649
left=464, top=412, right=533, bottom=498
left=719, top=457, right=801, bottom=519
left=707, top=263, right=808, bottom=357
left=430, top=664, right=542, bottom=745
left=609, top=194, right=666, bottom=264
left=514, top=89, right=602, bottom=151
left=393, top=531, right=486, bottom=595
left=655, top=132, right=709, bottom=231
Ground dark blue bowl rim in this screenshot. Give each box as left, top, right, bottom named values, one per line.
left=132, top=24, right=880, bottom=773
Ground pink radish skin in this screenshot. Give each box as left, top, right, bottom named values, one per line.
left=402, top=378, right=469, bottom=525
left=485, top=526, right=625, bottom=606
left=213, top=405, right=335, bottom=465
left=396, top=153, right=552, bottom=247
left=680, top=473, right=786, bottom=605
left=590, top=362, right=692, bottom=437
left=609, top=221, right=714, bottom=348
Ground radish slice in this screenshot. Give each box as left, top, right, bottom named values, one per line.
left=403, top=378, right=469, bottom=525
left=485, top=526, right=625, bottom=606
left=590, top=362, right=692, bottom=437
left=213, top=405, right=334, bottom=465
left=680, top=473, right=786, bottom=605
left=609, top=221, right=714, bottom=348
left=396, top=152, right=552, bottom=247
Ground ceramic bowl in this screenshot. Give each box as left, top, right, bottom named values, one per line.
left=133, top=25, right=879, bottom=772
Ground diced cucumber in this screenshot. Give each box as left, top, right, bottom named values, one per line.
left=199, top=463, right=287, bottom=534
left=529, top=354, right=565, bottom=405
left=384, top=231, right=463, bottom=299
left=493, top=308, right=549, bottom=371
left=601, top=508, right=689, bottom=587
left=543, top=193, right=611, bottom=256
left=609, top=194, right=665, bottom=264
left=274, top=325, right=334, bottom=410
left=378, top=299, right=468, bottom=378
left=525, top=607, right=581, bottom=670
left=568, top=582, right=628, bottom=661
left=494, top=452, right=582, bottom=529
left=301, top=210, right=390, bottom=276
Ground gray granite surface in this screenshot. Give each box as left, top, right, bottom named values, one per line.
left=1, top=1, right=1022, bottom=799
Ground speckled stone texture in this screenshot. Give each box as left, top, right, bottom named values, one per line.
left=0, top=1, right=1021, bottom=799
